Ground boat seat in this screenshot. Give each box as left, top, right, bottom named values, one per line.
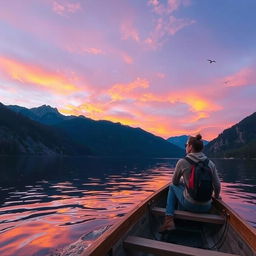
left=151, top=207, right=225, bottom=224
left=124, top=236, right=239, bottom=256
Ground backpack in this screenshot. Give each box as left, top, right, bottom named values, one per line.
left=184, top=157, right=213, bottom=202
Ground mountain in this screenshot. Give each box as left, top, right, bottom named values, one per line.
left=204, top=112, right=256, bottom=158
left=0, top=103, right=91, bottom=155
left=8, top=104, right=75, bottom=125
left=167, top=135, right=208, bottom=149
left=54, top=117, right=184, bottom=157
left=8, top=104, right=183, bottom=157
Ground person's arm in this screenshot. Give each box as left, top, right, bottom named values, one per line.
left=172, top=159, right=184, bottom=185
left=211, top=164, right=221, bottom=199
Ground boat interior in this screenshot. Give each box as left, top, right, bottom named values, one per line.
left=122, top=200, right=241, bottom=256
left=86, top=186, right=256, bottom=256
left=118, top=195, right=254, bottom=255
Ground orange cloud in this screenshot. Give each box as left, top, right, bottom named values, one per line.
left=56, top=80, right=223, bottom=140
left=100, top=108, right=173, bottom=138
left=59, top=95, right=210, bottom=139
left=101, top=114, right=136, bottom=127
left=108, top=78, right=149, bottom=100
left=179, top=94, right=221, bottom=112
left=139, top=91, right=221, bottom=113
left=60, top=102, right=106, bottom=118
left=0, top=57, right=79, bottom=94
left=58, top=97, right=220, bottom=140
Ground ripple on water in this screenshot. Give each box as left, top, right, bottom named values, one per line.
left=0, top=157, right=255, bottom=256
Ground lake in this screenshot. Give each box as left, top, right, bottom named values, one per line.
left=0, top=156, right=255, bottom=256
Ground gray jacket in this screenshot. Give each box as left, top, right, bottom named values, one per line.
left=172, top=152, right=221, bottom=205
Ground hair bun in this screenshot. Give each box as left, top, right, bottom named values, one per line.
left=195, top=134, right=202, bottom=140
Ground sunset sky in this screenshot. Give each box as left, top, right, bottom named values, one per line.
left=0, top=0, right=256, bottom=140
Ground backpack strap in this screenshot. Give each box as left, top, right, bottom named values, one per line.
left=184, top=156, right=196, bottom=165
left=203, top=158, right=210, bottom=166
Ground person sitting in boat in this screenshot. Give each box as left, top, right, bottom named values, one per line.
left=159, top=134, right=221, bottom=232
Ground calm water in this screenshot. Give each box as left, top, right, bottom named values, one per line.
left=0, top=156, right=255, bottom=256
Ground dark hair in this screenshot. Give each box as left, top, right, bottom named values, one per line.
left=188, top=134, right=203, bottom=152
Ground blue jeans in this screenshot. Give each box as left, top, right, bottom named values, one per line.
left=166, top=184, right=211, bottom=216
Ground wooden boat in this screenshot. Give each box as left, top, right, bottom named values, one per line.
left=83, top=183, right=256, bottom=256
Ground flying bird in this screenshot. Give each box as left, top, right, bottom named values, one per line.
left=224, top=81, right=230, bottom=84
left=207, top=59, right=216, bottom=63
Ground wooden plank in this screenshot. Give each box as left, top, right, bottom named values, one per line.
left=124, top=236, right=239, bottom=256
left=83, top=183, right=170, bottom=256
left=213, top=198, right=256, bottom=253
left=152, top=207, right=225, bottom=224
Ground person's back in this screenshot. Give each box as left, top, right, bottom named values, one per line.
left=173, top=151, right=221, bottom=204
left=159, top=134, right=221, bottom=232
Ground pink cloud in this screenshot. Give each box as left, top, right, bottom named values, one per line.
left=224, top=68, right=256, bottom=87
left=121, top=53, right=134, bottom=64
left=84, top=48, right=104, bottom=55
left=119, top=1, right=194, bottom=50
left=120, top=20, right=140, bottom=42
left=167, top=0, right=181, bottom=13
left=156, top=72, right=166, bottom=79
left=147, top=0, right=163, bottom=15
left=166, top=16, right=195, bottom=35
left=148, top=0, right=159, bottom=7
left=144, top=1, right=195, bottom=49
left=52, top=1, right=81, bottom=16
left=145, top=16, right=195, bottom=49
left=66, top=46, right=104, bottom=55
left=0, top=1, right=105, bottom=60
left=199, top=126, right=228, bottom=141
left=148, top=0, right=191, bottom=15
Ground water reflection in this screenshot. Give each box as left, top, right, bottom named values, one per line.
left=213, top=159, right=256, bottom=227
left=0, top=156, right=255, bottom=256
left=0, top=156, right=175, bottom=256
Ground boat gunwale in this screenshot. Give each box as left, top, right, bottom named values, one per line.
left=213, top=198, right=256, bottom=253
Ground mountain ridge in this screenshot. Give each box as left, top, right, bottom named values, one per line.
left=8, top=104, right=75, bottom=125
left=0, top=103, right=91, bottom=155
left=167, top=135, right=209, bottom=149
left=5, top=103, right=184, bottom=157
left=204, top=112, right=256, bottom=158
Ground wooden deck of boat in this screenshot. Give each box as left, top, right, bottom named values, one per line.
left=152, top=207, right=225, bottom=224
left=124, top=235, right=240, bottom=256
